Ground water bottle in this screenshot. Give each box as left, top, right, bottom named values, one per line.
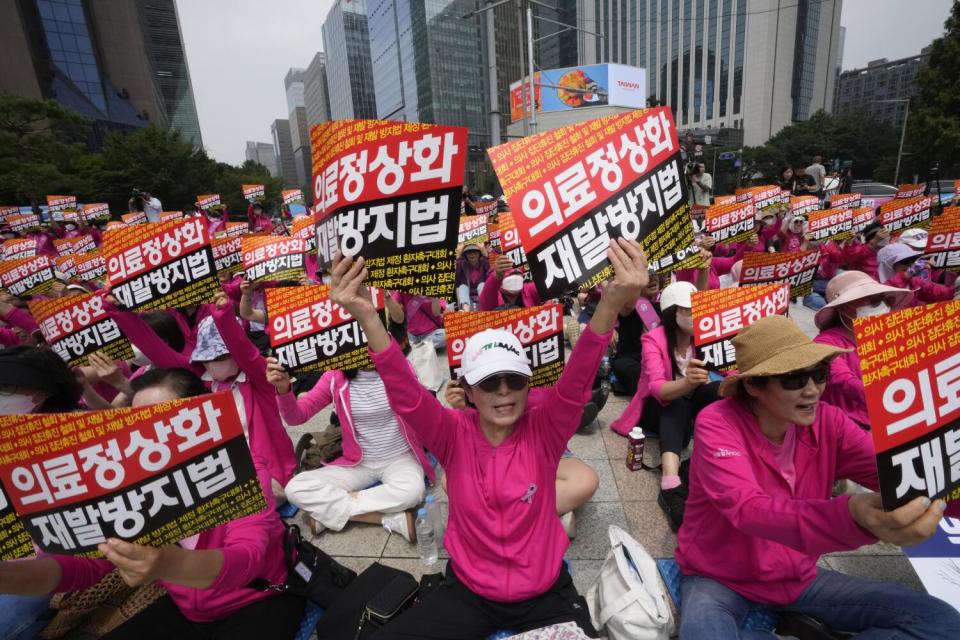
left=425, top=494, right=443, bottom=544
left=415, top=508, right=439, bottom=566
left=626, top=427, right=646, bottom=471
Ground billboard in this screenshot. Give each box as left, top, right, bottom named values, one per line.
left=510, top=63, right=646, bottom=122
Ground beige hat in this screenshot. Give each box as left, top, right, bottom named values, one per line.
left=813, top=270, right=913, bottom=329
left=718, top=315, right=850, bottom=397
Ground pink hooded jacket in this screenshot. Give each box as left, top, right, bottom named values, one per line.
left=371, top=325, right=611, bottom=603
left=0, top=305, right=39, bottom=346
left=478, top=269, right=541, bottom=311
left=53, top=460, right=287, bottom=623
left=677, top=398, right=879, bottom=605
left=610, top=326, right=672, bottom=435
left=812, top=326, right=869, bottom=429
left=841, top=243, right=880, bottom=281
left=276, top=369, right=435, bottom=482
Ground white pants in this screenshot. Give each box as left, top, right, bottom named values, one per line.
left=284, top=453, right=425, bottom=531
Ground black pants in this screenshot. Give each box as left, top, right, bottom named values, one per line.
left=641, top=381, right=721, bottom=456
left=612, top=355, right=641, bottom=396
left=101, top=593, right=305, bottom=640
left=371, top=564, right=598, bottom=639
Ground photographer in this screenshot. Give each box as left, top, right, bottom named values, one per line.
left=128, top=188, right=163, bottom=222
left=687, top=162, right=712, bottom=206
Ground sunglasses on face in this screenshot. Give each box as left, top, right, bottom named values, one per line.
left=475, top=373, right=529, bottom=393
left=771, top=363, right=830, bottom=390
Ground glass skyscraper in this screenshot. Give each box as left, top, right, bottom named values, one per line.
left=322, top=0, right=378, bottom=120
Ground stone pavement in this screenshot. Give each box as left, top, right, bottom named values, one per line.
left=282, top=302, right=925, bottom=630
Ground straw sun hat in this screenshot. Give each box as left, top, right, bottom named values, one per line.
left=718, top=315, right=850, bottom=397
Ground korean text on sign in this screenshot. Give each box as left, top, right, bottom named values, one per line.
left=444, top=304, right=565, bottom=387
left=29, top=293, right=134, bottom=367
left=739, top=250, right=821, bottom=299
left=807, top=208, right=853, bottom=243
left=704, top=201, right=755, bottom=244
left=855, top=300, right=960, bottom=510
left=0, top=255, right=56, bottom=297
left=880, top=196, right=932, bottom=233
left=922, top=208, right=960, bottom=272
left=0, top=391, right=265, bottom=555
left=488, top=107, right=701, bottom=299
left=242, top=236, right=305, bottom=283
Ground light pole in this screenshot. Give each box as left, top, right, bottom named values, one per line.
left=873, top=98, right=910, bottom=185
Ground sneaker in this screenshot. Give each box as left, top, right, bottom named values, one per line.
left=658, top=486, right=687, bottom=533
left=560, top=511, right=576, bottom=538
left=382, top=510, right=417, bottom=544
left=577, top=402, right=599, bottom=433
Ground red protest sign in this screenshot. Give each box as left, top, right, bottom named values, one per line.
left=473, top=200, right=498, bottom=217
left=3, top=238, right=37, bottom=260
left=896, top=184, right=926, bottom=199
left=713, top=195, right=737, bottom=206
left=829, top=193, right=862, bottom=210
left=458, top=215, right=488, bottom=245
left=121, top=211, right=147, bottom=225
left=54, top=235, right=96, bottom=256
left=704, top=200, right=755, bottom=244
left=0, top=206, right=19, bottom=224
left=807, top=208, right=853, bottom=243
left=46, top=195, right=77, bottom=222
left=291, top=216, right=317, bottom=254
left=7, top=214, right=40, bottom=234
left=197, top=194, right=221, bottom=210
left=0, top=391, right=266, bottom=555
left=789, top=195, right=820, bottom=218
left=852, top=207, right=876, bottom=234
left=212, top=236, right=243, bottom=276
left=923, top=208, right=960, bottom=272
left=158, top=210, right=184, bottom=222
left=854, top=300, right=960, bottom=510
left=74, top=251, right=106, bottom=282
left=103, top=219, right=219, bottom=310
left=53, top=255, right=76, bottom=279
left=739, top=250, right=820, bottom=298
left=310, top=119, right=467, bottom=298
left=692, top=284, right=790, bottom=372
left=282, top=189, right=305, bottom=206
left=241, top=235, right=305, bottom=283
left=735, top=185, right=782, bottom=213
left=29, top=293, right=134, bottom=366
left=489, top=107, right=700, bottom=298
left=265, top=285, right=385, bottom=373
left=444, top=303, right=565, bottom=386
left=242, top=184, right=265, bottom=202
left=0, top=255, right=56, bottom=297
left=81, top=203, right=111, bottom=223
left=880, top=196, right=932, bottom=233
left=217, top=222, right=248, bottom=238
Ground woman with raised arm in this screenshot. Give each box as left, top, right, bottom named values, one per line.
left=330, top=238, right=649, bottom=639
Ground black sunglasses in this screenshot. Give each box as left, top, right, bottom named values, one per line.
left=771, top=363, right=830, bottom=390
left=475, top=373, right=529, bottom=393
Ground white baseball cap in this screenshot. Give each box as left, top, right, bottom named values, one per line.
left=899, top=228, right=928, bottom=251
left=460, top=329, right=532, bottom=385
left=660, top=281, right=697, bottom=310
left=501, top=274, right=524, bottom=292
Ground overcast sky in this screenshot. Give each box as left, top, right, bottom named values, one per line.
left=177, top=0, right=955, bottom=166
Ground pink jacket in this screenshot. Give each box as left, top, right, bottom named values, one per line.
left=0, top=306, right=39, bottom=346
left=478, top=269, right=541, bottom=311
left=53, top=461, right=287, bottom=623
left=610, top=326, right=673, bottom=435
left=885, top=272, right=953, bottom=305
left=841, top=243, right=879, bottom=281
left=371, top=326, right=611, bottom=602
left=276, top=370, right=435, bottom=482
left=813, top=326, right=869, bottom=428
left=676, top=398, right=879, bottom=605
left=106, top=304, right=202, bottom=377
left=391, top=292, right=445, bottom=337
left=675, top=251, right=742, bottom=290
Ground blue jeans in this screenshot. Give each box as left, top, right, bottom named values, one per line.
left=0, top=594, right=53, bottom=640
left=803, top=278, right=828, bottom=311
left=680, top=569, right=960, bottom=639
left=409, top=327, right=446, bottom=351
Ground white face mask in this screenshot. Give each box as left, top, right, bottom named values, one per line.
left=763, top=217, right=777, bottom=227
left=205, top=358, right=240, bottom=382
left=856, top=301, right=891, bottom=318
left=130, top=345, right=151, bottom=367
left=0, top=392, right=39, bottom=415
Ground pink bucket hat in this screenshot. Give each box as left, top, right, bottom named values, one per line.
left=813, top=270, right=914, bottom=329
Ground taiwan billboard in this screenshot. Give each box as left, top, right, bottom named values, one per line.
left=510, top=63, right=647, bottom=122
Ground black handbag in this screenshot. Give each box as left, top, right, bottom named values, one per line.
left=249, top=524, right=357, bottom=608
left=316, top=563, right=418, bottom=640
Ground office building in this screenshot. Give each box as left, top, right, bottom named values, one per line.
left=0, top=0, right=202, bottom=148
left=271, top=118, right=298, bottom=188
left=833, top=48, right=930, bottom=131
left=571, top=0, right=843, bottom=146
left=304, top=52, right=332, bottom=127
left=285, top=68, right=312, bottom=190
left=245, top=141, right=277, bottom=176
left=322, top=0, right=377, bottom=119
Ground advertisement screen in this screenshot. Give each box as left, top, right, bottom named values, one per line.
left=510, top=64, right=646, bottom=122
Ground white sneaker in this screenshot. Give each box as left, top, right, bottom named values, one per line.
left=382, top=510, right=417, bottom=544
left=561, top=511, right=576, bottom=539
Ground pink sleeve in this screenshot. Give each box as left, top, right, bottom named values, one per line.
left=53, top=556, right=114, bottom=593
left=0, top=328, right=21, bottom=346
left=833, top=408, right=881, bottom=490
left=106, top=303, right=201, bottom=374
left=642, top=331, right=671, bottom=402
left=211, top=303, right=269, bottom=391
left=813, top=332, right=865, bottom=402
left=712, top=254, right=738, bottom=276
left=694, top=409, right=877, bottom=555
left=911, top=277, right=953, bottom=303
left=221, top=277, right=243, bottom=305
left=276, top=372, right=336, bottom=425
left=478, top=270, right=501, bottom=311
left=3, top=306, right=39, bottom=334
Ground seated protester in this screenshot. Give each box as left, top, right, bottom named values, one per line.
left=756, top=207, right=783, bottom=248
left=611, top=272, right=663, bottom=396
left=676, top=315, right=957, bottom=640
left=390, top=291, right=446, bottom=351
left=812, top=271, right=913, bottom=431
left=268, top=357, right=431, bottom=543
left=445, top=380, right=600, bottom=537
left=676, top=236, right=756, bottom=291
left=775, top=213, right=808, bottom=252
left=332, top=238, right=649, bottom=638
left=878, top=243, right=954, bottom=304
left=0, top=368, right=305, bottom=640
left=478, top=255, right=541, bottom=311
left=839, top=221, right=889, bottom=281
left=454, top=244, right=489, bottom=311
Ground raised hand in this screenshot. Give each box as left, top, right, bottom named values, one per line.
left=266, top=357, right=292, bottom=395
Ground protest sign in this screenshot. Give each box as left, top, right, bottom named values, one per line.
left=923, top=208, right=960, bottom=272
left=283, top=189, right=305, bottom=206
left=739, top=249, right=820, bottom=298
left=736, top=185, right=781, bottom=214
left=103, top=219, right=218, bottom=311
left=713, top=195, right=737, bottom=206
left=158, top=210, right=184, bottom=222
left=105, top=221, right=125, bottom=232
left=458, top=214, right=489, bottom=245
left=474, top=200, right=498, bottom=217
left=896, top=184, right=926, bottom=199
left=315, top=213, right=337, bottom=271
left=242, top=184, right=265, bottom=202
left=3, top=238, right=37, bottom=260
left=0, top=391, right=266, bottom=555
left=828, top=193, right=862, bottom=210
left=880, top=196, right=932, bottom=233
left=74, top=251, right=106, bottom=282
left=62, top=209, right=81, bottom=225
left=852, top=207, right=876, bottom=234
left=0, top=255, right=56, bottom=297
left=82, top=203, right=111, bottom=223
left=54, top=235, right=97, bottom=256
left=704, top=200, right=755, bottom=244
left=218, top=222, right=248, bottom=238
left=291, top=215, right=317, bottom=253
left=0, top=485, right=32, bottom=560
left=444, top=303, right=565, bottom=386
left=489, top=107, right=700, bottom=298
left=955, top=180, right=960, bottom=201
left=854, top=300, right=960, bottom=511
left=7, top=214, right=40, bottom=234
left=488, top=221, right=501, bottom=253
left=121, top=211, right=148, bottom=225
left=46, top=195, right=76, bottom=222
left=692, top=284, right=790, bottom=372
left=212, top=236, right=243, bottom=276
left=807, top=208, right=853, bottom=243
left=789, top=195, right=820, bottom=218
left=242, top=235, right=305, bottom=283
left=29, top=293, right=134, bottom=367
left=53, top=255, right=76, bottom=279
left=266, top=285, right=385, bottom=373
left=311, top=119, right=467, bottom=298
left=0, top=206, right=18, bottom=224
left=197, top=194, right=221, bottom=210
left=494, top=210, right=531, bottom=276
left=903, top=518, right=960, bottom=614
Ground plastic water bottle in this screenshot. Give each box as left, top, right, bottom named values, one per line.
left=424, top=494, right=443, bottom=544
left=415, top=508, right=439, bottom=566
